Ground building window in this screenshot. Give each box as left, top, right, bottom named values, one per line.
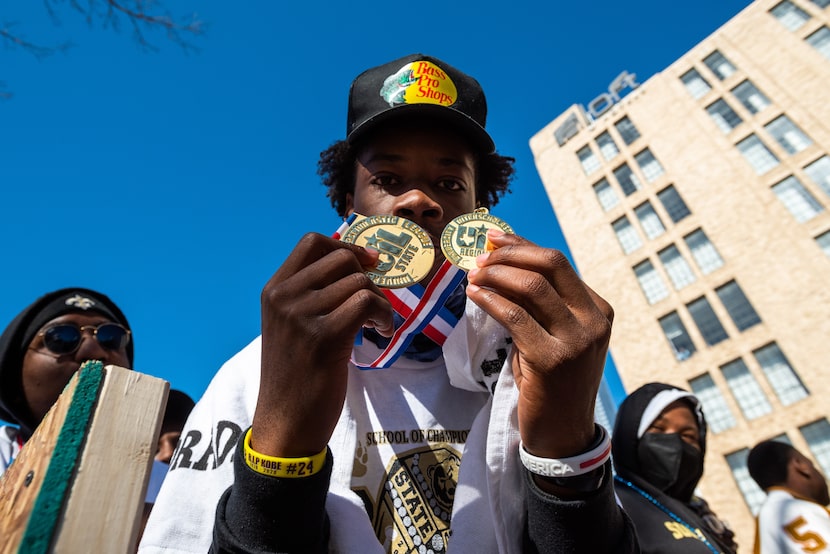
left=737, top=134, right=780, bottom=174
left=800, top=419, right=830, bottom=478
left=659, top=245, right=696, bottom=290
left=731, top=80, right=771, bottom=114
left=615, top=116, right=641, bottom=145
left=706, top=99, right=743, bottom=133
left=613, top=163, right=643, bottom=196
left=684, top=229, right=724, bottom=274
left=806, top=27, right=830, bottom=60
left=660, top=311, right=696, bottom=361
left=716, top=280, right=762, bottom=331
left=754, top=343, right=809, bottom=406
left=612, top=216, right=643, bottom=254
left=689, top=373, right=736, bottom=433
left=703, top=50, right=737, bottom=80
left=816, top=230, right=830, bottom=257
left=657, top=185, right=692, bottom=223
left=726, top=448, right=766, bottom=514
left=770, top=0, right=811, bottom=30
left=634, top=201, right=666, bottom=239
left=593, top=177, right=619, bottom=211
left=596, top=131, right=620, bottom=161
left=765, top=115, right=813, bottom=154
left=577, top=145, right=601, bottom=175
left=811, top=0, right=830, bottom=7
left=772, top=175, right=824, bottom=222
left=634, top=260, right=670, bottom=304
left=687, top=296, right=729, bottom=346
left=635, top=148, right=665, bottom=182
left=804, top=156, right=830, bottom=198
left=721, top=358, right=773, bottom=420
left=680, top=68, right=712, bottom=99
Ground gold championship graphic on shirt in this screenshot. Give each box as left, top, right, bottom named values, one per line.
left=365, top=446, right=461, bottom=553
left=440, top=208, right=514, bottom=271
left=341, top=214, right=435, bottom=288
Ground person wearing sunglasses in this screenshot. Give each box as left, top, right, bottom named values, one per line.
left=0, top=287, right=133, bottom=476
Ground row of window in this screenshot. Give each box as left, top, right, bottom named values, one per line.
left=633, top=231, right=725, bottom=304
left=736, top=116, right=813, bottom=174
left=771, top=155, right=830, bottom=221
left=610, top=185, right=692, bottom=254
left=728, top=417, right=830, bottom=514
left=659, top=280, right=760, bottom=361
left=576, top=116, right=641, bottom=177
left=689, top=342, right=808, bottom=435
left=770, top=0, right=830, bottom=60
left=681, top=49, right=820, bottom=183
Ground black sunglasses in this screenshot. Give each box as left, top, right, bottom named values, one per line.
left=37, top=323, right=131, bottom=356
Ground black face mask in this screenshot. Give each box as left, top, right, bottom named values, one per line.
left=637, top=432, right=704, bottom=502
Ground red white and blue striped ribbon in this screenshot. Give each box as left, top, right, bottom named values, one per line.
left=331, top=215, right=466, bottom=369
left=354, top=260, right=465, bottom=369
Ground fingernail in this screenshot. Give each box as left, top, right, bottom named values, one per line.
left=475, top=253, right=490, bottom=266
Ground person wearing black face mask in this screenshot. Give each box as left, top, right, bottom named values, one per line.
left=612, top=382, right=738, bottom=553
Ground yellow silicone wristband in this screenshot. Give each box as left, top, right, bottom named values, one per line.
left=243, top=428, right=327, bottom=478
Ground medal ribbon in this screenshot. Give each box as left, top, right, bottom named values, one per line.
left=353, top=260, right=466, bottom=369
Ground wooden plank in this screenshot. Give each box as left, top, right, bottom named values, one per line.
left=54, top=366, right=168, bottom=553
left=0, top=373, right=80, bottom=554
left=0, top=363, right=168, bottom=554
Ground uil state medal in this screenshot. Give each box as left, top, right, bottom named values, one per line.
left=340, top=214, right=435, bottom=288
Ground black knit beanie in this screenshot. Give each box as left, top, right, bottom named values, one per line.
left=0, top=287, right=133, bottom=438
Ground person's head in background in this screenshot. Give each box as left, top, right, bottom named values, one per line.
left=612, top=382, right=706, bottom=502
left=0, top=287, right=133, bottom=439
left=748, top=440, right=830, bottom=506
left=156, top=388, right=195, bottom=463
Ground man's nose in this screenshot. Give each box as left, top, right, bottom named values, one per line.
left=392, top=186, right=443, bottom=222
left=74, top=330, right=110, bottom=363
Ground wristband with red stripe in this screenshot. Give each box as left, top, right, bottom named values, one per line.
left=519, top=424, right=611, bottom=478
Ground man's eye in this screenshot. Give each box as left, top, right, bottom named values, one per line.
left=438, top=179, right=465, bottom=191
left=371, top=175, right=398, bottom=187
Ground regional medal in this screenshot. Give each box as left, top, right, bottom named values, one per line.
left=340, top=214, right=435, bottom=288
left=440, top=208, right=514, bottom=271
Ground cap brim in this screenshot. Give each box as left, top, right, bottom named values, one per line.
left=347, top=103, right=495, bottom=154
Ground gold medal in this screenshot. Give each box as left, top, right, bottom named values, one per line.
left=340, top=214, right=435, bottom=288
left=440, top=208, right=514, bottom=271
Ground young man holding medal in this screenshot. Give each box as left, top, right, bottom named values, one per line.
left=140, top=54, right=637, bottom=553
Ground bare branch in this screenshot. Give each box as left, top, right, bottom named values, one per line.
left=3, top=1, right=205, bottom=98
left=44, top=0, right=204, bottom=53
left=0, top=23, right=72, bottom=60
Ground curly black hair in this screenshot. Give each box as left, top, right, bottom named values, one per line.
left=317, top=139, right=515, bottom=217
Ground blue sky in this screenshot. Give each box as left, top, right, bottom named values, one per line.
left=0, top=1, right=751, bottom=404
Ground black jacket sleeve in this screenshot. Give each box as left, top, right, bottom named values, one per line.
left=211, top=436, right=639, bottom=553
left=210, top=437, right=332, bottom=554
left=523, top=459, right=640, bottom=553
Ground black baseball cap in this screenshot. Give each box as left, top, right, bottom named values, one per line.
left=346, top=54, right=495, bottom=154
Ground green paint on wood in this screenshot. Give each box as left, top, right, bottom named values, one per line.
left=18, top=360, right=104, bottom=553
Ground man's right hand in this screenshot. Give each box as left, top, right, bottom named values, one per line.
left=250, top=232, right=394, bottom=458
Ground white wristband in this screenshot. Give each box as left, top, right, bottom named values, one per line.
left=519, top=425, right=611, bottom=478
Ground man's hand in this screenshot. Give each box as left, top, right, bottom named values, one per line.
left=466, top=230, right=613, bottom=460
left=251, top=232, right=394, bottom=458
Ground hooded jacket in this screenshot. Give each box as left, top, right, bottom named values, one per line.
left=612, top=382, right=737, bottom=554
left=0, top=287, right=133, bottom=442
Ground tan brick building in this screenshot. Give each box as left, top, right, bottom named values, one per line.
left=530, top=0, right=830, bottom=547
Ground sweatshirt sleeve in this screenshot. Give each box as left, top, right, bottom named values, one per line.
left=210, top=434, right=332, bottom=554
left=523, top=459, right=640, bottom=553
